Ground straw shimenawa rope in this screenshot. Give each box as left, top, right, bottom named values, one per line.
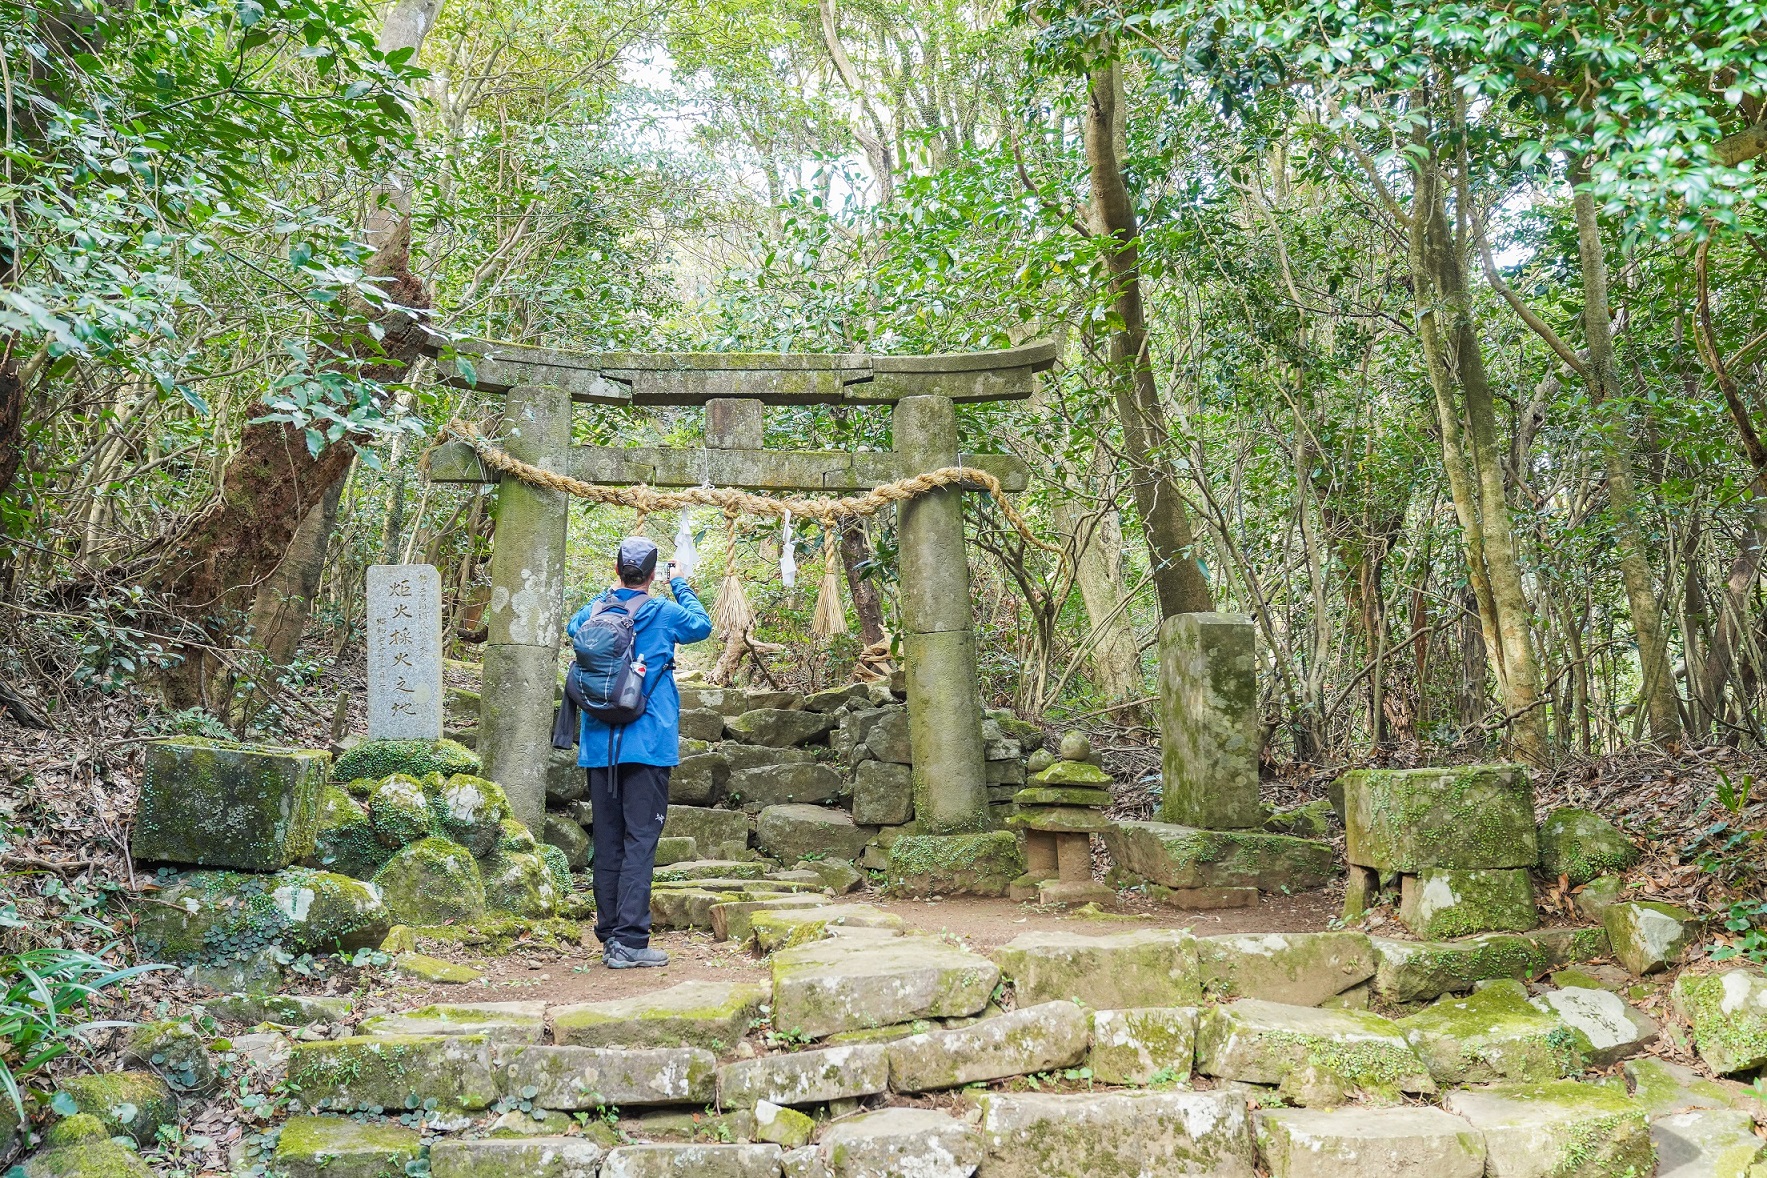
left=428, top=418, right=1063, bottom=557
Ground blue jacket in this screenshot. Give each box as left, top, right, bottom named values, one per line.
left=568, top=579, right=713, bottom=767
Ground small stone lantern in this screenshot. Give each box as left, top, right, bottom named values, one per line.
left=1006, top=731, right=1116, bottom=906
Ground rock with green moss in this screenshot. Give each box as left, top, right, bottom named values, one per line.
left=54, top=1070, right=175, bottom=1145
left=650, top=886, right=746, bottom=931
left=770, top=934, right=999, bottom=1039
left=600, top=1143, right=784, bottom=1177
left=1197, top=931, right=1375, bottom=1007
left=1102, top=820, right=1333, bottom=893
left=272, top=1114, right=422, bottom=1178
left=1012, top=785, right=1113, bottom=807
left=360, top=1000, right=546, bottom=1044
left=1672, top=968, right=1767, bottom=1074
left=207, top=992, right=353, bottom=1025
left=656, top=857, right=762, bottom=882
left=368, top=774, right=439, bottom=848
left=1256, top=1107, right=1485, bottom=1178
left=751, top=905, right=903, bottom=953
left=135, top=867, right=389, bottom=962
left=1399, top=868, right=1538, bottom=939
left=543, top=812, right=591, bottom=869
left=661, top=806, right=751, bottom=861
left=372, top=836, right=486, bottom=925
left=121, top=1020, right=214, bottom=1091
left=1624, top=1057, right=1761, bottom=1117
left=539, top=843, right=574, bottom=895
left=725, top=709, right=834, bottom=747
left=429, top=1136, right=607, bottom=1176
left=711, top=895, right=832, bottom=944
left=1370, top=934, right=1550, bottom=1004
left=717, top=1042, right=889, bottom=1108
left=886, top=831, right=1024, bottom=898
left=996, top=928, right=1201, bottom=1008
left=1532, top=986, right=1657, bottom=1066
left=1604, top=900, right=1694, bottom=976
left=1444, top=1081, right=1654, bottom=1178
left=886, top=1001, right=1089, bottom=1092
left=796, top=857, right=863, bottom=894
left=428, top=773, right=512, bottom=856
left=1196, top=1000, right=1435, bottom=1104
left=1338, top=764, right=1536, bottom=872
left=1027, top=759, right=1113, bottom=788
left=1088, top=1006, right=1196, bottom=1085
left=1397, top=980, right=1582, bottom=1085
left=496, top=816, right=541, bottom=853
left=756, top=804, right=875, bottom=863
left=1538, top=808, right=1640, bottom=887
left=288, top=1033, right=499, bottom=1112
left=497, top=1043, right=717, bottom=1108
left=1650, top=1108, right=1766, bottom=1178
left=810, top=1107, right=981, bottom=1178
left=652, top=836, right=696, bottom=866
left=488, top=1108, right=581, bottom=1138
left=751, top=1100, right=813, bottom=1148
left=1574, top=875, right=1626, bottom=922
left=306, top=784, right=392, bottom=880
left=551, top=980, right=768, bottom=1052
left=20, top=1113, right=152, bottom=1178
left=394, top=952, right=482, bottom=983
left=975, top=1090, right=1256, bottom=1178
left=131, top=737, right=328, bottom=871
left=482, top=846, right=562, bottom=918
left=1263, top=798, right=1335, bottom=840
left=333, top=738, right=479, bottom=783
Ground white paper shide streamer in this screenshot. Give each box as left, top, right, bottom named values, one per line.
left=779, top=510, right=797, bottom=588
left=672, top=510, right=697, bottom=579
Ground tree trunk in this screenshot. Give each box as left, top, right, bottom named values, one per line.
left=1082, top=62, right=1214, bottom=618
left=837, top=518, right=886, bottom=648
left=245, top=471, right=349, bottom=667
left=1051, top=488, right=1145, bottom=720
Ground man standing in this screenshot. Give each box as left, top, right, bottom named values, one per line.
left=568, top=536, right=712, bottom=968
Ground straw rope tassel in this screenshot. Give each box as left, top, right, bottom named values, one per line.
left=711, top=512, right=754, bottom=635
left=812, top=527, right=848, bottom=638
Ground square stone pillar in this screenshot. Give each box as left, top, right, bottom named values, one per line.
left=1157, top=612, right=1260, bottom=830
left=480, top=382, right=571, bottom=834
left=892, top=394, right=988, bottom=833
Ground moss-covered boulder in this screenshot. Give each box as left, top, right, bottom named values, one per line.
left=1197, top=1000, right=1434, bottom=1105
left=1536, top=807, right=1638, bottom=888
left=1102, top=820, right=1333, bottom=893
left=1264, top=798, right=1335, bottom=839
left=287, top=1034, right=499, bottom=1112
left=1088, top=1006, right=1197, bottom=1085
left=1338, top=764, right=1536, bottom=872
left=130, top=737, right=327, bottom=871
left=53, top=1070, right=175, bottom=1145
left=306, top=785, right=391, bottom=880
left=1603, top=900, right=1694, bottom=975
left=1397, top=980, right=1582, bottom=1085
left=886, top=831, right=1024, bottom=898
left=539, top=844, right=573, bottom=897
left=134, top=867, right=389, bottom=962
left=272, top=1114, right=422, bottom=1178
left=19, top=1113, right=151, bottom=1178
left=366, top=774, right=438, bottom=848
left=481, top=847, right=561, bottom=918
left=996, top=928, right=1201, bottom=1008
left=120, top=1020, right=214, bottom=1091
left=426, top=772, right=511, bottom=856
left=1444, top=1081, right=1653, bottom=1178
left=331, top=738, right=479, bottom=783
left=1399, top=868, right=1538, bottom=939
left=495, top=816, right=540, bottom=853
left=1370, top=935, right=1550, bottom=1004
left=1672, top=968, right=1767, bottom=1074
left=543, top=812, right=590, bottom=869
left=371, top=837, right=486, bottom=925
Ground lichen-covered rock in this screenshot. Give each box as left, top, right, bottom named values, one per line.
left=886, top=1002, right=1089, bottom=1092
left=429, top=773, right=512, bottom=856
left=1264, top=798, right=1335, bottom=840
left=756, top=804, right=874, bottom=863
left=131, top=737, right=327, bottom=870
left=862, top=709, right=912, bottom=764
left=135, top=867, right=389, bottom=961
left=289, top=1034, right=499, bottom=1111
left=1650, top=1108, right=1764, bottom=1178
left=650, top=886, right=745, bottom=931
left=541, top=813, right=591, bottom=871
left=712, top=895, right=833, bottom=944
left=429, top=1136, right=606, bottom=1177
left=1256, top=1106, right=1484, bottom=1178
left=852, top=760, right=913, bottom=826
left=121, top=1019, right=215, bottom=1090
left=663, top=806, right=751, bottom=861
left=1338, top=764, right=1536, bottom=872
left=496, top=1044, right=716, bottom=1108
left=552, top=981, right=768, bottom=1052
left=1005, top=805, right=1111, bottom=833
left=1196, top=1000, right=1435, bottom=1103
left=1399, top=868, right=1538, bottom=939
left=771, top=935, right=999, bottom=1039
left=728, top=763, right=846, bottom=812
left=209, top=992, right=353, bottom=1026
left=53, top=1070, right=175, bottom=1145
left=752, top=1101, right=814, bottom=1149
left=1444, top=1081, right=1654, bottom=1178
left=797, top=858, right=863, bottom=894
left=1027, top=759, right=1112, bottom=788
left=372, top=836, right=487, bottom=925
left=724, top=709, right=834, bottom=748
left=368, top=774, right=439, bottom=848
left=1524, top=925, right=1612, bottom=969
left=307, top=784, right=391, bottom=880
left=976, top=1090, right=1256, bottom=1178
left=1574, top=875, right=1626, bottom=922
left=360, top=1001, right=546, bottom=1044
left=1198, top=931, right=1375, bottom=1007
left=601, top=1143, right=784, bottom=1178
left=1370, top=934, right=1550, bottom=1004
left=886, top=831, right=1024, bottom=897
left=1089, top=1006, right=1196, bottom=1085
left=672, top=752, right=728, bottom=806
left=1531, top=987, right=1658, bottom=1066
left=332, top=738, right=479, bottom=783
left=273, top=1115, right=422, bottom=1178
left=1397, top=980, right=1582, bottom=1085
left=20, top=1113, right=152, bottom=1178
left=751, top=905, right=903, bottom=953
left=482, top=847, right=561, bottom=918
left=996, top=928, right=1201, bottom=1008
left=1604, top=900, right=1694, bottom=975
left=718, top=1043, right=890, bottom=1108
left=1103, top=821, right=1333, bottom=893
left=1538, top=808, right=1640, bottom=887
left=1625, top=1057, right=1761, bottom=1117
left=814, top=1107, right=981, bottom=1178
left=1672, top=968, right=1767, bottom=1074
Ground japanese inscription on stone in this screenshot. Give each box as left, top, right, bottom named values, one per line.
left=367, top=564, right=443, bottom=740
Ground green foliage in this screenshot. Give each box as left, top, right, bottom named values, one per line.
left=332, top=740, right=480, bottom=783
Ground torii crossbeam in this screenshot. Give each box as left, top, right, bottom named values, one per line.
left=424, top=338, right=1054, bottom=836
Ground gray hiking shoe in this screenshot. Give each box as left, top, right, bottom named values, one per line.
left=604, top=941, right=669, bottom=969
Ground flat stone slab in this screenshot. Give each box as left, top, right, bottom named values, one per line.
left=770, top=935, right=998, bottom=1039
left=712, top=895, right=833, bottom=944
left=288, top=1034, right=499, bottom=1112
left=1256, top=1106, right=1485, bottom=1178
left=651, top=887, right=747, bottom=931
left=1198, top=931, right=1375, bottom=1007
left=1672, top=967, right=1767, bottom=1074
left=1338, top=764, right=1536, bottom=872
left=1370, top=935, right=1550, bottom=1004
left=995, top=929, right=1201, bottom=1008
left=886, top=831, right=1025, bottom=898
left=273, top=1115, right=422, bottom=1178
left=717, top=1043, right=889, bottom=1107
left=656, top=860, right=767, bottom=882
left=1399, top=868, right=1538, bottom=939
left=551, top=981, right=769, bottom=1053
left=756, top=804, right=874, bottom=863
left=662, top=807, right=751, bottom=862
left=886, top=1001, right=1089, bottom=1092
left=812, top=1107, right=982, bottom=1178
left=1196, top=999, right=1435, bottom=1099
left=731, top=763, right=847, bottom=811
left=1625, top=1058, right=1764, bottom=1118
left=1103, top=820, right=1333, bottom=892
left=976, top=1090, right=1256, bottom=1178
left=1089, top=1007, right=1196, bottom=1085
left=429, top=1136, right=606, bottom=1177
left=495, top=1044, right=716, bottom=1108
left=1397, top=980, right=1580, bottom=1085
left=360, top=1001, right=546, bottom=1044
left=1605, top=901, right=1695, bottom=975
left=1651, top=1108, right=1765, bottom=1177
left=1531, top=986, right=1657, bottom=1065
left=726, top=709, right=834, bottom=747
left=1444, top=1081, right=1654, bottom=1178
left=601, top=1144, right=784, bottom=1178
left=750, top=905, right=903, bottom=953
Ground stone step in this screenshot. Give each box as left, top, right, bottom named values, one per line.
left=429, top=1135, right=606, bottom=1177
left=1197, top=931, right=1375, bottom=1006
left=1397, top=981, right=1581, bottom=1085
left=810, top=1106, right=982, bottom=1178
left=1196, top=999, right=1435, bottom=1103
left=770, top=934, right=999, bottom=1039
left=1530, top=985, right=1657, bottom=1065
left=1444, top=1081, right=1654, bottom=1178
left=656, top=859, right=768, bottom=882
left=749, top=904, right=903, bottom=953
left=359, top=1001, right=546, bottom=1044
left=717, top=1042, right=890, bottom=1108
left=710, top=894, right=832, bottom=943
left=1624, top=1058, right=1764, bottom=1118
left=1651, top=1108, right=1765, bottom=1177
left=551, top=981, right=769, bottom=1052
left=976, top=1090, right=1256, bottom=1178
left=1256, top=1106, right=1484, bottom=1178
left=288, top=1035, right=500, bottom=1113
left=1088, top=1006, right=1197, bottom=1085
left=886, top=1002, right=1088, bottom=1092
left=650, top=887, right=746, bottom=931
left=994, top=928, right=1201, bottom=1009
left=601, top=1143, right=784, bottom=1177
left=1370, top=935, right=1550, bottom=1004
left=273, top=1115, right=422, bottom=1178
left=493, top=1044, right=715, bottom=1109
left=1102, top=820, right=1334, bottom=893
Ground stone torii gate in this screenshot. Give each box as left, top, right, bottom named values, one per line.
left=424, top=340, right=1054, bottom=836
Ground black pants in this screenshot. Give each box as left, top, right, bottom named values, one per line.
left=587, top=763, right=671, bottom=948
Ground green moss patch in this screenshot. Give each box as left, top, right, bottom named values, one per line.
left=333, top=739, right=479, bottom=783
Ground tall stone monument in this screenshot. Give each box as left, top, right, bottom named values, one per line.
left=1157, top=611, right=1260, bottom=830
left=366, top=563, right=443, bottom=741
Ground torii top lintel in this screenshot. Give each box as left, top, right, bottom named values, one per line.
left=428, top=338, right=1059, bottom=406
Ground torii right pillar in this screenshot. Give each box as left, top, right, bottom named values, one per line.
left=1157, top=612, right=1261, bottom=830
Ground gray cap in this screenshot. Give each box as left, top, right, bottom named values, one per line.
left=616, top=536, right=660, bottom=580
